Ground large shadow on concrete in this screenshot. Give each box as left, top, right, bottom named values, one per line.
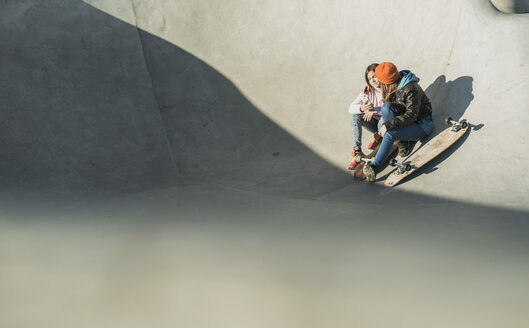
left=0, top=1, right=175, bottom=200
left=0, top=0, right=527, bottom=221
left=2, top=3, right=529, bottom=327
left=0, top=0, right=352, bottom=202
left=426, top=75, right=475, bottom=135
left=135, top=30, right=353, bottom=199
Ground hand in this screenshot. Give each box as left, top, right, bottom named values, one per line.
left=360, top=102, right=373, bottom=112
left=363, top=111, right=375, bottom=122
left=380, top=125, right=387, bottom=137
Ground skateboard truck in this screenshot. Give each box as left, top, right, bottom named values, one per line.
left=446, top=117, right=469, bottom=132
left=389, top=158, right=412, bottom=174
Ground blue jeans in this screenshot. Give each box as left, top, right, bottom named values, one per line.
left=351, top=114, right=383, bottom=149
left=371, top=103, right=431, bottom=171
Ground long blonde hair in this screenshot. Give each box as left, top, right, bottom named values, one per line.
left=365, top=63, right=379, bottom=92
left=381, top=80, right=401, bottom=103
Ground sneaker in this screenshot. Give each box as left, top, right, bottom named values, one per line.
left=348, top=146, right=364, bottom=170
left=398, top=141, right=412, bottom=157
left=368, top=133, right=383, bottom=150
left=363, top=162, right=376, bottom=182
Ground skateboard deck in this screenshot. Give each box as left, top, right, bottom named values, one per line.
left=352, top=142, right=398, bottom=180
left=384, top=118, right=469, bottom=187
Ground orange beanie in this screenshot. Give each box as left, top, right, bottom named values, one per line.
left=375, top=62, right=400, bottom=85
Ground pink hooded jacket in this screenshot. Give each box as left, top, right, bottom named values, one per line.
left=348, top=88, right=383, bottom=119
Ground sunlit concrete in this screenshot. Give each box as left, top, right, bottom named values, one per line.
left=82, top=0, right=529, bottom=209
left=1, top=1, right=528, bottom=327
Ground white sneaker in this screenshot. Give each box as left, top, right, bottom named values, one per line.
left=363, top=163, right=376, bottom=182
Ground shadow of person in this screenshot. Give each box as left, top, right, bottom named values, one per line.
left=425, top=75, right=474, bottom=136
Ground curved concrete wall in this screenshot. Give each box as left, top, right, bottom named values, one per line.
left=2, top=2, right=529, bottom=327
left=491, top=0, right=529, bottom=12
left=0, top=0, right=528, bottom=209
left=87, top=0, right=529, bottom=209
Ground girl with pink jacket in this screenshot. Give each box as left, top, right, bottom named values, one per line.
left=348, top=63, right=384, bottom=170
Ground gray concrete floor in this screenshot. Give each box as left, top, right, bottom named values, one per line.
left=1, top=0, right=528, bottom=327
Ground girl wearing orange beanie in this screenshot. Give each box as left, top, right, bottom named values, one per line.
left=363, top=62, right=434, bottom=182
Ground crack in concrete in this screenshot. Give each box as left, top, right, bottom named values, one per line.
left=128, top=0, right=181, bottom=184
left=445, top=3, right=463, bottom=76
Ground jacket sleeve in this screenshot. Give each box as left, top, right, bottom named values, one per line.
left=348, top=92, right=367, bottom=114
left=383, top=87, right=422, bottom=130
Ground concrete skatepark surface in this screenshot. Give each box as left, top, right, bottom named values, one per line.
left=1, top=0, right=528, bottom=327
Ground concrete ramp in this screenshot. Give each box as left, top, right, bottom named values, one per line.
left=122, top=0, right=528, bottom=208
left=2, top=0, right=527, bottom=207
left=1, top=1, right=528, bottom=327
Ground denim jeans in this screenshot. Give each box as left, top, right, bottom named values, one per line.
left=371, top=103, right=432, bottom=171
left=351, top=114, right=383, bottom=149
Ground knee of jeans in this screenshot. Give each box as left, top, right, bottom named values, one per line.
left=381, top=103, right=392, bottom=116
left=385, top=130, right=396, bottom=141
left=351, top=114, right=364, bottom=121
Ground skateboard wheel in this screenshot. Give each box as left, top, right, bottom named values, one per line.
left=390, top=159, right=397, bottom=167
left=445, top=116, right=453, bottom=125
left=460, top=120, right=468, bottom=129
left=405, top=163, right=412, bottom=171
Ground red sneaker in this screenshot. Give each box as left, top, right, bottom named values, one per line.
left=368, top=133, right=383, bottom=150
left=348, top=146, right=364, bottom=170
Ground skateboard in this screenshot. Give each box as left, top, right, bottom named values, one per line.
left=384, top=117, right=469, bottom=187
left=351, top=142, right=398, bottom=180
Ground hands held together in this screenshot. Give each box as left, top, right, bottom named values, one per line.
left=358, top=83, right=386, bottom=135
left=360, top=88, right=374, bottom=122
